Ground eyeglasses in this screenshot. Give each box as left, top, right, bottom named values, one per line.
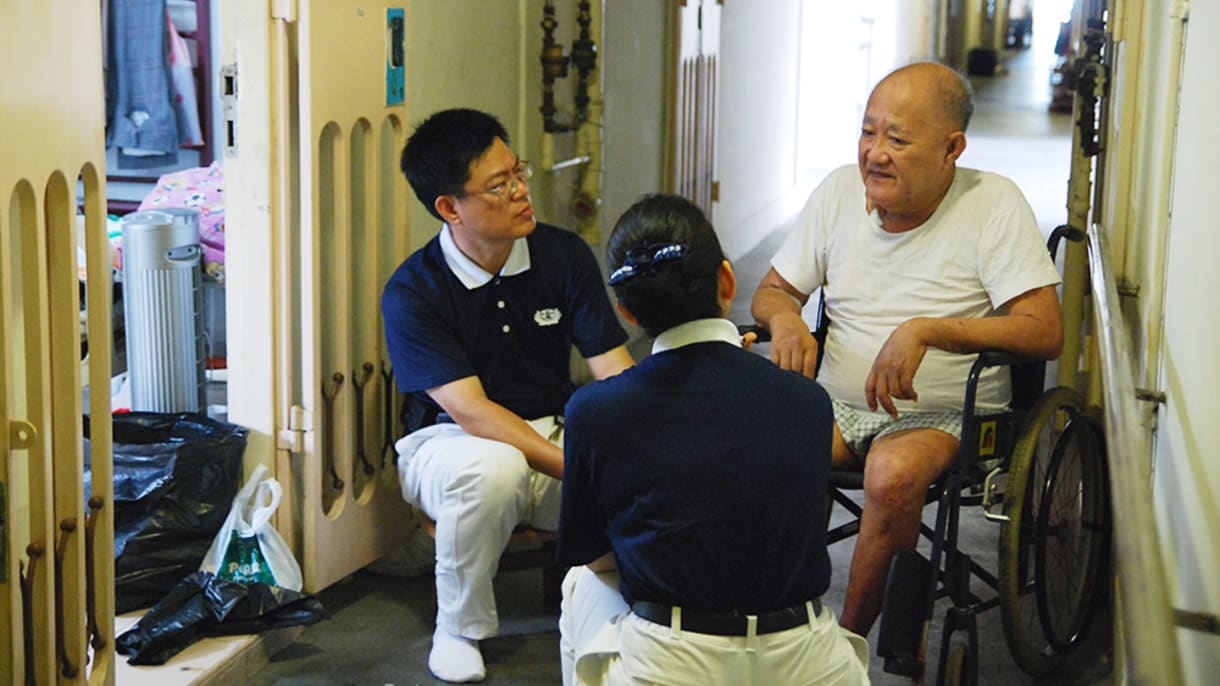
left=460, top=161, right=533, bottom=202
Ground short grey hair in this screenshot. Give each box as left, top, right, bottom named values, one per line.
left=947, top=68, right=975, bottom=132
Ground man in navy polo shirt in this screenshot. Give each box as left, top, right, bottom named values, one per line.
left=557, top=194, right=868, bottom=685
left=383, top=108, right=633, bottom=683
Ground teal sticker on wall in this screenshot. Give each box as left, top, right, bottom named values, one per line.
left=386, top=8, right=406, bottom=106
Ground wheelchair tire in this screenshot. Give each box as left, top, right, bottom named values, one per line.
left=998, top=386, right=1085, bottom=675
left=1034, top=412, right=1110, bottom=653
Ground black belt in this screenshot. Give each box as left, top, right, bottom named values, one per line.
left=631, top=599, right=821, bottom=636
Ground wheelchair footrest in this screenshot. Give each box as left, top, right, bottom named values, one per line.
left=883, top=654, right=924, bottom=679
left=877, top=550, right=932, bottom=678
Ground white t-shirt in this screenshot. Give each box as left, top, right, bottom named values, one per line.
left=772, top=165, right=1061, bottom=413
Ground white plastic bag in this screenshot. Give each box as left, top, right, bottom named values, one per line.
left=200, top=463, right=303, bottom=591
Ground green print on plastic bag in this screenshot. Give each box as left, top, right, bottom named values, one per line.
left=219, top=531, right=278, bottom=585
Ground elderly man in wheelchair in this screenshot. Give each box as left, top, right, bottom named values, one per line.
left=752, top=63, right=1109, bottom=683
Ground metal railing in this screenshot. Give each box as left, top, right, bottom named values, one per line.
left=1086, top=222, right=1184, bottom=684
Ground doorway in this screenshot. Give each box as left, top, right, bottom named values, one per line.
left=962, top=0, right=1075, bottom=238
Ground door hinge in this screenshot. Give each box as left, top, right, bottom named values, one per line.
left=271, top=0, right=298, bottom=22
left=221, top=63, right=238, bottom=156
left=277, top=404, right=311, bottom=453
left=711, top=180, right=720, bottom=202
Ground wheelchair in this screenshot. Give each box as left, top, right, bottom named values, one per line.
left=746, top=226, right=1112, bottom=684
left=848, top=347, right=1111, bottom=685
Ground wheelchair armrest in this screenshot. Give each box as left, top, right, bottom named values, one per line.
left=735, top=323, right=827, bottom=347
left=968, top=350, right=1045, bottom=398
left=737, top=323, right=771, bottom=343
left=973, top=349, right=1041, bottom=370
left=969, top=350, right=1049, bottom=415
left=738, top=294, right=829, bottom=348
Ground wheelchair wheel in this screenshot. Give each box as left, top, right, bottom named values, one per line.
left=1034, top=412, right=1110, bottom=653
left=998, top=386, right=1086, bottom=675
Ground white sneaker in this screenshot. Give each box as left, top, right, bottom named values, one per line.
left=428, top=627, right=486, bottom=683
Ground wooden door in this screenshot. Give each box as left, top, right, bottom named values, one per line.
left=229, top=0, right=415, bottom=593
left=0, top=2, right=115, bottom=684
left=670, top=0, right=721, bottom=217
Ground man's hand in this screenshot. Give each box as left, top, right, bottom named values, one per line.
left=865, top=318, right=929, bottom=418
left=769, top=312, right=820, bottom=380
left=751, top=267, right=817, bottom=379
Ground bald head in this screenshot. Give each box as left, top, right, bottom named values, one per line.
left=874, top=63, right=974, bottom=133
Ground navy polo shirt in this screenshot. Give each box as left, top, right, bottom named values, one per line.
left=558, top=321, right=834, bottom=614
left=382, top=222, right=627, bottom=420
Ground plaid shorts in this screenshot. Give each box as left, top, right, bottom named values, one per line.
left=832, top=398, right=963, bottom=458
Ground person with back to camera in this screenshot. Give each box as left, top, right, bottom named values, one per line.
left=382, top=108, right=633, bottom=682
left=557, top=193, right=870, bottom=685
left=750, top=62, right=1064, bottom=638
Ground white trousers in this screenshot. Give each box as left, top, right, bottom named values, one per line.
left=396, top=417, right=564, bottom=638
left=560, top=567, right=871, bottom=686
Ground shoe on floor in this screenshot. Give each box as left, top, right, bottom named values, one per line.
left=428, top=627, right=486, bottom=683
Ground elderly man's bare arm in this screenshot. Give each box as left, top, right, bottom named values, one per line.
left=866, top=284, right=1062, bottom=417
left=751, top=267, right=819, bottom=380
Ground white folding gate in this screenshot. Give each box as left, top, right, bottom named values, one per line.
left=228, top=0, right=414, bottom=593
left=1, top=2, right=115, bottom=684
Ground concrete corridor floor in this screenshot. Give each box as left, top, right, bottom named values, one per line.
left=246, top=495, right=1114, bottom=685
left=249, top=39, right=1116, bottom=686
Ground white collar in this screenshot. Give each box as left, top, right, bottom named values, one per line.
left=439, top=224, right=532, bottom=290
left=651, top=318, right=742, bottom=355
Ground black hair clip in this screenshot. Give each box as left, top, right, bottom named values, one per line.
left=608, top=243, right=688, bottom=286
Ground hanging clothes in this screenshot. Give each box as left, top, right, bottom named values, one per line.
left=167, top=10, right=204, bottom=148
left=106, top=0, right=180, bottom=169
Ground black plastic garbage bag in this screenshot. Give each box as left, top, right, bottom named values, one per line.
left=115, top=571, right=328, bottom=665
left=84, top=412, right=247, bottom=613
